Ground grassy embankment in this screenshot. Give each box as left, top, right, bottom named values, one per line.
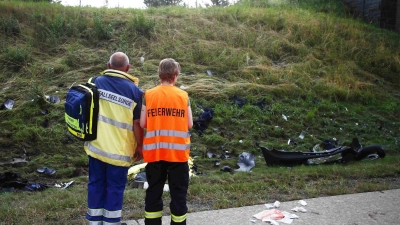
left=0, top=0, right=399, bottom=224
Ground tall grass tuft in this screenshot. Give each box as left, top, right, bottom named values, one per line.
left=0, top=15, right=20, bottom=36
left=0, top=45, right=32, bottom=72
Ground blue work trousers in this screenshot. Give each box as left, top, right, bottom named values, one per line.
left=86, top=156, right=128, bottom=224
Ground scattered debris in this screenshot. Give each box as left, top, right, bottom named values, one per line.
left=1, top=171, right=48, bottom=192
left=219, top=152, right=231, bottom=159
left=236, top=152, right=255, bottom=172
left=143, top=182, right=170, bottom=192
left=298, top=132, right=305, bottom=140
left=54, top=181, right=74, bottom=189
left=0, top=158, right=28, bottom=165
left=230, top=96, right=246, bottom=108
left=40, top=109, right=49, bottom=115
left=252, top=99, right=266, bottom=109
left=253, top=209, right=285, bottom=221
left=206, top=70, right=213, bottom=76
left=133, top=171, right=147, bottom=182
left=364, top=153, right=379, bottom=160
left=312, top=99, right=320, bottom=104
left=282, top=114, right=288, bottom=121
left=298, top=200, right=307, bottom=206
left=46, top=95, right=60, bottom=104
left=25, top=183, right=48, bottom=192
left=220, top=166, right=233, bottom=172
left=180, top=85, right=189, bottom=90
left=193, top=108, right=214, bottom=136
left=36, top=167, right=56, bottom=176
left=260, top=138, right=386, bottom=166
left=42, top=118, right=49, bottom=128
left=288, top=139, right=298, bottom=145
left=265, top=201, right=281, bottom=209
left=1, top=98, right=14, bottom=110
left=291, top=206, right=307, bottom=212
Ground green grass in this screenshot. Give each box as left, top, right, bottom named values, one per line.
left=0, top=0, right=399, bottom=224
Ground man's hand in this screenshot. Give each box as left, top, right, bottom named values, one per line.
left=133, top=145, right=143, bottom=162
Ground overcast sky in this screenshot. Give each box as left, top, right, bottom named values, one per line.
left=60, top=0, right=219, bottom=8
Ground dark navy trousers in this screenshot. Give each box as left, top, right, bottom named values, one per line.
left=144, top=161, right=189, bottom=225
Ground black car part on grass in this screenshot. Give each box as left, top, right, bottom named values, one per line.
left=260, top=138, right=386, bottom=166
left=193, top=108, right=214, bottom=136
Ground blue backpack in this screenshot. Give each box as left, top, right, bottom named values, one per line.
left=64, top=77, right=99, bottom=141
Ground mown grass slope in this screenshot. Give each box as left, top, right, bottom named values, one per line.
left=0, top=0, right=399, bottom=224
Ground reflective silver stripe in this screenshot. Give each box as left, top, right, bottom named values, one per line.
left=145, top=211, right=163, bottom=219
left=103, top=209, right=122, bottom=219
left=98, top=115, right=133, bottom=131
left=143, top=142, right=190, bottom=151
left=87, top=208, right=103, bottom=216
left=103, top=222, right=120, bottom=225
left=145, top=130, right=190, bottom=138
left=87, top=220, right=103, bottom=225
left=171, top=213, right=187, bottom=223
left=85, top=142, right=132, bottom=163
left=98, top=89, right=135, bottom=109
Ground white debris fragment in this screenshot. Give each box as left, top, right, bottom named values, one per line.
left=265, top=204, right=275, bottom=209
left=179, top=85, right=189, bottom=90
left=239, top=140, right=243, bottom=143
left=265, top=201, right=280, bottom=209
left=140, top=57, right=145, bottom=64
left=299, top=132, right=305, bottom=139
left=291, top=206, right=307, bottom=212
left=282, top=114, right=288, bottom=121
left=298, top=200, right=307, bottom=206
left=345, top=107, right=348, bottom=111
left=262, top=218, right=279, bottom=225
left=287, top=214, right=299, bottom=219
left=250, top=219, right=256, bottom=223
left=144, top=182, right=169, bottom=192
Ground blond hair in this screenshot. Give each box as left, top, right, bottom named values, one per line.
left=158, top=58, right=180, bottom=83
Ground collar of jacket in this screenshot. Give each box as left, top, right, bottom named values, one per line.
left=100, top=69, right=139, bottom=86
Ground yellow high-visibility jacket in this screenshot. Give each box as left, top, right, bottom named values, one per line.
left=84, top=69, right=142, bottom=167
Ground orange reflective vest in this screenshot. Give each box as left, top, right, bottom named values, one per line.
left=143, top=86, right=190, bottom=163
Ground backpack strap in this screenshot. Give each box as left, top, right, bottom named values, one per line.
left=87, top=76, right=98, bottom=85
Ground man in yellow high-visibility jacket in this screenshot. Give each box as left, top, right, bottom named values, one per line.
left=85, top=52, right=144, bottom=224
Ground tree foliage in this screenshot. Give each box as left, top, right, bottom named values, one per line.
left=211, top=0, right=230, bottom=6
left=143, top=0, right=183, bottom=7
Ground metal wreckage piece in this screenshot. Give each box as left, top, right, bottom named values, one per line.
left=260, top=138, right=386, bottom=166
